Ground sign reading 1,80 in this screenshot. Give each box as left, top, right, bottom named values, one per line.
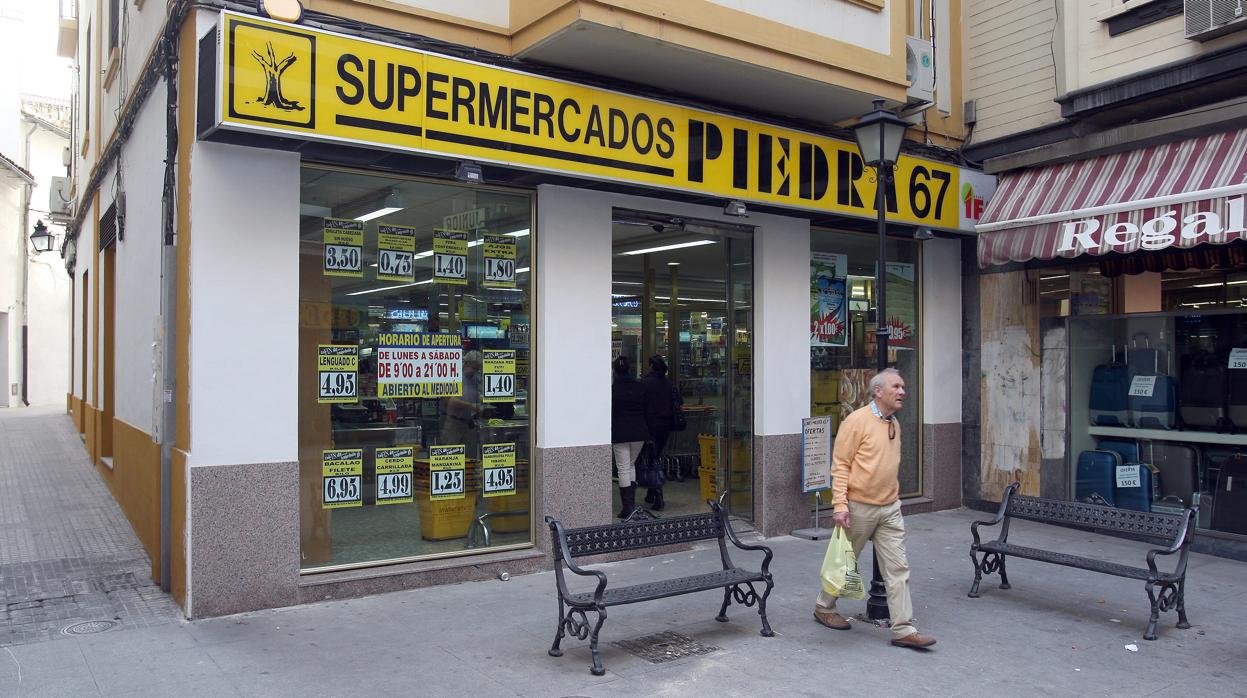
left=324, top=475, right=360, bottom=503
left=431, top=469, right=464, bottom=497
left=319, top=371, right=356, bottom=400
left=378, top=249, right=412, bottom=277
left=484, top=257, right=514, bottom=284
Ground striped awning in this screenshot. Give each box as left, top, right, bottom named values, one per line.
left=976, top=129, right=1247, bottom=268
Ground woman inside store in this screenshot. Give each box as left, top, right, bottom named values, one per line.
left=641, top=355, right=677, bottom=510
left=611, top=355, right=651, bottom=519
left=441, top=350, right=483, bottom=452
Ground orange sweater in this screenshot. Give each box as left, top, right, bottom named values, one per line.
left=831, top=403, right=901, bottom=512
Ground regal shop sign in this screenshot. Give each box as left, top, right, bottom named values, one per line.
left=204, top=11, right=975, bottom=229
left=1057, top=194, right=1247, bottom=253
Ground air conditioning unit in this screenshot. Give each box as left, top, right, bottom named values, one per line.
left=48, top=176, right=72, bottom=221
left=905, top=36, right=935, bottom=106
left=1185, top=0, right=1247, bottom=41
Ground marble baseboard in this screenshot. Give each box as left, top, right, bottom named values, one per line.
left=756, top=433, right=803, bottom=537
left=300, top=548, right=548, bottom=602
left=533, top=444, right=613, bottom=553
left=922, top=422, right=963, bottom=511
left=189, top=461, right=299, bottom=618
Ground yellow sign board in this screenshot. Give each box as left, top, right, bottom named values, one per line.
left=212, top=11, right=964, bottom=229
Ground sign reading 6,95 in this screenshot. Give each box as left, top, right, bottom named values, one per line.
left=324, top=475, right=361, bottom=503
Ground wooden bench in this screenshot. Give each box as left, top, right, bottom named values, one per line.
left=546, top=501, right=774, bottom=676
left=969, top=482, right=1196, bottom=640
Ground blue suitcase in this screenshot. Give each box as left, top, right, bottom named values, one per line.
left=1098, top=438, right=1139, bottom=464
left=1115, top=461, right=1160, bottom=512
left=1127, top=339, right=1176, bottom=429
left=1076, top=450, right=1120, bottom=506
left=1089, top=350, right=1129, bottom=426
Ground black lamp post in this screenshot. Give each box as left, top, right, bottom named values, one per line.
left=30, top=220, right=55, bottom=253
left=850, top=98, right=909, bottom=623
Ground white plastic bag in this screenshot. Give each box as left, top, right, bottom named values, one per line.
left=820, top=526, right=865, bottom=599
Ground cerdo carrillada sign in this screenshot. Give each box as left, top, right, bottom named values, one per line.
left=207, top=11, right=971, bottom=229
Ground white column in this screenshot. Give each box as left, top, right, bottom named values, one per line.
left=921, top=236, right=962, bottom=424
left=754, top=216, right=811, bottom=435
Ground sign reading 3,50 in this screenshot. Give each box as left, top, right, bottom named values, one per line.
left=323, top=218, right=364, bottom=278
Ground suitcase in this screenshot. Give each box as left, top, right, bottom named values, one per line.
left=1182, top=351, right=1228, bottom=430
left=1211, top=454, right=1247, bottom=535
left=1089, top=346, right=1129, bottom=427
left=1146, top=442, right=1199, bottom=508
left=1098, top=438, right=1139, bottom=464
left=1115, top=461, right=1160, bottom=513
left=1229, top=357, right=1247, bottom=430
left=1076, top=450, right=1120, bottom=506
left=1127, top=338, right=1176, bottom=429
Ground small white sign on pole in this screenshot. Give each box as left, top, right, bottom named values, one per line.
left=802, top=416, right=833, bottom=494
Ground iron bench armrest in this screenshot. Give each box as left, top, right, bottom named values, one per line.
left=971, top=482, right=1018, bottom=547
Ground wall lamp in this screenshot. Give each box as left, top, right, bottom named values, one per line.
left=914, top=226, right=934, bottom=240
left=723, top=200, right=748, bottom=217
left=30, top=220, right=55, bottom=253
left=455, top=162, right=484, bottom=184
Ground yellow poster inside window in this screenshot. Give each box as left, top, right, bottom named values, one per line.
left=481, top=443, right=517, bottom=498
left=322, top=218, right=363, bottom=278
left=375, top=446, right=414, bottom=505
left=322, top=449, right=363, bottom=509
left=428, top=444, right=467, bottom=501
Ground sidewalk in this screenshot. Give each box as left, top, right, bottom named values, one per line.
left=2, top=409, right=1246, bottom=696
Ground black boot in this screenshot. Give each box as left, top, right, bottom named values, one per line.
left=650, top=487, right=665, bottom=511
left=617, top=485, right=637, bottom=519
left=644, top=489, right=657, bottom=504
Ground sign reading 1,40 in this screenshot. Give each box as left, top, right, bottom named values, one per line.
left=435, top=253, right=465, bottom=279
left=484, top=373, right=514, bottom=399
left=378, top=249, right=412, bottom=277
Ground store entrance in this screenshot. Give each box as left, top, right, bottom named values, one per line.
left=612, top=209, right=753, bottom=520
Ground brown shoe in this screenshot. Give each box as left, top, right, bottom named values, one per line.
left=813, top=609, right=851, bottom=630
left=891, top=632, right=936, bottom=649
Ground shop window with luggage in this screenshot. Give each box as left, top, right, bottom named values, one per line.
left=297, top=167, right=534, bottom=571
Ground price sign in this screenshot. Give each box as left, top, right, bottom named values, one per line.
left=375, top=446, right=414, bottom=505
left=317, top=345, right=358, bottom=404
left=1116, top=464, right=1141, bottom=489
left=429, top=444, right=467, bottom=500
left=376, top=332, right=463, bottom=399
left=322, top=449, right=363, bottom=509
left=482, top=443, right=518, bottom=498
left=801, top=416, right=832, bottom=493
left=323, top=218, right=364, bottom=278
left=433, top=228, right=468, bottom=285
left=1128, top=375, right=1157, bottom=398
left=482, top=235, right=517, bottom=288
left=377, top=224, right=417, bottom=282
left=482, top=349, right=516, bottom=403
left=1230, top=348, right=1247, bottom=370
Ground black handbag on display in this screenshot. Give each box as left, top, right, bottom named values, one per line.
left=635, top=443, right=666, bottom=489
left=670, top=387, right=687, bottom=432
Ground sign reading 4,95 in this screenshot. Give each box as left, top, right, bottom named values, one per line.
left=323, top=218, right=364, bottom=278
left=482, top=349, right=516, bottom=403
left=376, top=224, right=417, bottom=282
left=433, top=228, right=468, bottom=285
left=482, top=235, right=517, bottom=288
left=322, top=449, right=363, bottom=509
left=481, top=442, right=517, bottom=498
left=375, top=446, right=414, bottom=505
left=429, top=444, right=467, bottom=500
left=317, top=345, right=358, bottom=404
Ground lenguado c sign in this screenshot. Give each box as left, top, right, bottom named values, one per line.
left=1057, top=194, right=1247, bottom=253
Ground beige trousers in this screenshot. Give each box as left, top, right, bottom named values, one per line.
left=815, top=499, right=916, bottom=639
left=612, top=441, right=643, bottom=486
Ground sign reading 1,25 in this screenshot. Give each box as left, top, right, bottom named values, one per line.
left=429, top=444, right=467, bottom=500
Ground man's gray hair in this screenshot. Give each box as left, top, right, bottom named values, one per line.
left=869, top=368, right=902, bottom=396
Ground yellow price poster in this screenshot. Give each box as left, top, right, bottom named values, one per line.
left=376, top=224, right=417, bottom=282
left=322, top=449, right=363, bottom=509
left=482, top=349, right=516, bottom=403
left=323, top=218, right=363, bottom=278
left=429, top=444, right=466, bottom=500
left=482, top=235, right=517, bottom=288
left=481, top=443, right=517, bottom=498
left=376, top=332, right=463, bottom=398
left=375, top=446, right=414, bottom=505
left=317, top=344, right=358, bottom=404
left=432, top=228, right=468, bottom=285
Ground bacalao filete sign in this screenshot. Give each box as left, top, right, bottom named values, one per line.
left=211, top=11, right=965, bottom=229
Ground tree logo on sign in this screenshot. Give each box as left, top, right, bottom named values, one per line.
left=251, top=42, right=305, bottom=112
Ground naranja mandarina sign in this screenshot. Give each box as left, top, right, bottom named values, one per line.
left=204, top=11, right=977, bottom=230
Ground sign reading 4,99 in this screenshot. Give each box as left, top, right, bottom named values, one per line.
left=482, top=442, right=517, bottom=497
left=429, top=444, right=466, bottom=500
left=323, top=218, right=364, bottom=278
left=322, top=449, right=363, bottom=509
left=433, top=228, right=468, bottom=285
left=482, top=349, right=516, bottom=403
left=375, top=446, right=414, bottom=505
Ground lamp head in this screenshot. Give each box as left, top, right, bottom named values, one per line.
left=30, top=219, right=54, bottom=253
left=851, top=99, right=910, bottom=168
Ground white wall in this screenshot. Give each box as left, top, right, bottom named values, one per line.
left=0, top=181, right=23, bottom=404
left=920, top=236, right=961, bottom=423
left=535, top=185, right=813, bottom=448
left=387, top=0, right=508, bottom=27
left=112, top=84, right=166, bottom=430
left=187, top=141, right=300, bottom=467
left=708, top=0, right=891, bottom=54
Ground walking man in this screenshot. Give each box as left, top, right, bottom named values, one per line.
left=813, top=368, right=936, bottom=649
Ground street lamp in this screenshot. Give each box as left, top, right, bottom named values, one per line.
left=850, top=98, right=909, bottom=624
left=29, top=220, right=55, bottom=253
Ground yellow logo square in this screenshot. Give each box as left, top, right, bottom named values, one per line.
left=226, top=18, right=315, bottom=129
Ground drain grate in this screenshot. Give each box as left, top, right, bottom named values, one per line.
left=61, top=620, right=117, bottom=636
left=612, top=631, right=718, bottom=664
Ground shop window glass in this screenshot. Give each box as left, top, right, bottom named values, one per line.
left=298, top=167, right=533, bottom=571
left=810, top=230, right=921, bottom=497
left=1039, top=266, right=1115, bottom=318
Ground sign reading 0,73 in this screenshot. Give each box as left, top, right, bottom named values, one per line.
left=211, top=11, right=969, bottom=230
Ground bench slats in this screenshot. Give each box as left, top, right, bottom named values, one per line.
left=561, top=513, right=723, bottom=557
left=977, top=541, right=1179, bottom=581
left=566, top=568, right=764, bottom=607
left=1006, top=495, right=1184, bottom=544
